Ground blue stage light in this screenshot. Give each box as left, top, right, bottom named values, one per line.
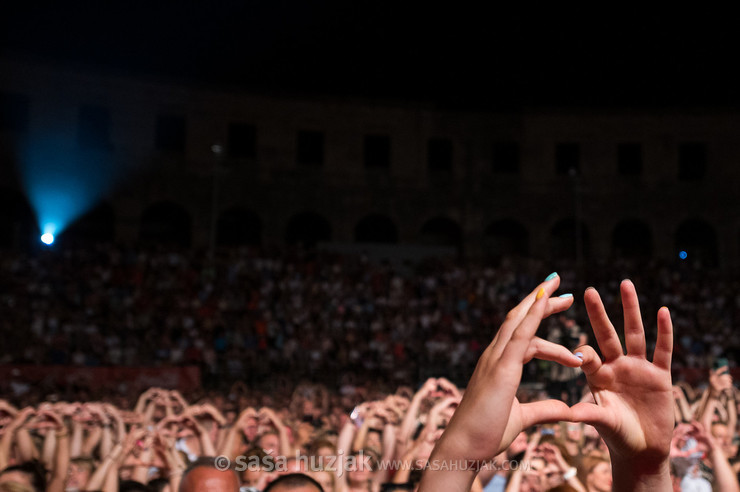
left=18, top=134, right=122, bottom=242
left=40, top=233, right=54, bottom=245
left=679, top=250, right=688, bottom=260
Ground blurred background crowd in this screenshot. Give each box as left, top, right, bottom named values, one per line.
left=2, top=246, right=740, bottom=491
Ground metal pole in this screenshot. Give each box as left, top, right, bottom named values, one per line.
left=571, top=167, right=584, bottom=277
left=209, top=143, right=223, bottom=259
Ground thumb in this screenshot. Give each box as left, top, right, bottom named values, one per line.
left=569, top=401, right=613, bottom=429
left=519, top=400, right=573, bottom=429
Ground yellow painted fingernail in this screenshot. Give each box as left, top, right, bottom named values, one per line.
left=536, top=288, right=545, bottom=300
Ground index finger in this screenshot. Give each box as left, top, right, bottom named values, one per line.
left=584, top=287, right=624, bottom=361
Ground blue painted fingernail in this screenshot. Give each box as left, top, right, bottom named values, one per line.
left=558, top=293, right=573, bottom=298
left=575, top=352, right=583, bottom=360
left=545, top=272, right=558, bottom=281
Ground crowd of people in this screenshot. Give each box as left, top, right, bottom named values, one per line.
left=4, top=360, right=739, bottom=491
left=2, top=245, right=740, bottom=491
left=1, top=245, right=738, bottom=392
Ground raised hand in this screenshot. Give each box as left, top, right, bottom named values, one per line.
left=194, top=403, right=226, bottom=426
left=435, top=378, right=461, bottom=399
left=420, top=273, right=581, bottom=491
left=709, top=365, right=733, bottom=396
left=570, top=280, right=673, bottom=491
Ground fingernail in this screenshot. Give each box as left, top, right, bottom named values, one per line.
left=544, top=272, right=558, bottom=282
left=536, top=288, right=545, bottom=300
left=558, top=293, right=573, bottom=298
left=661, top=306, right=669, bottom=311
left=574, top=352, right=583, bottom=360
left=585, top=286, right=595, bottom=292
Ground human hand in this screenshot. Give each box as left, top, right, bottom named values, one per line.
left=0, top=401, right=18, bottom=432
left=435, top=378, right=461, bottom=399
left=29, top=409, right=65, bottom=431
left=428, top=274, right=579, bottom=464
left=169, top=390, right=188, bottom=410
left=710, top=366, right=733, bottom=396
left=670, top=423, right=696, bottom=458
left=539, top=443, right=570, bottom=472
left=7, top=407, right=35, bottom=432
left=85, top=403, right=111, bottom=425
left=416, top=378, right=438, bottom=401
left=236, top=406, right=258, bottom=436
left=102, top=403, right=122, bottom=422
left=192, top=403, right=227, bottom=426
left=0, top=400, right=18, bottom=418
left=120, top=410, right=143, bottom=425
left=570, top=280, right=673, bottom=488
left=426, top=396, right=460, bottom=431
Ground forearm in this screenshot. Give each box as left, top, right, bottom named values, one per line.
left=398, top=395, right=423, bottom=444
left=48, top=433, right=70, bottom=492
left=82, top=426, right=103, bottom=456
left=168, top=470, right=182, bottom=492
left=709, top=447, right=740, bottom=492
left=564, top=475, right=586, bottom=492
left=504, top=469, right=523, bottom=492
left=678, top=397, right=693, bottom=422
left=0, top=431, right=12, bottom=471
left=42, top=431, right=56, bottom=468
left=15, top=428, right=39, bottom=461
left=218, top=427, right=240, bottom=460
left=727, top=393, right=737, bottom=433
left=277, top=427, right=292, bottom=457
left=70, top=421, right=84, bottom=458
left=391, top=453, right=414, bottom=484
left=102, top=464, right=119, bottom=492
left=100, top=426, right=113, bottom=458
left=352, top=420, right=370, bottom=452
left=134, top=391, right=152, bottom=414
left=699, top=398, right=717, bottom=431
left=165, top=449, right=186, bottom=491
left=376, top=424, right=396, bottom=484
left=674, top=392, right=692, bottom=423
left=198, top=429, right=217, bottom=456
left=418, top=441, right=478, bottom=492
left=131, top=446, right=151, bottom=483
left=215, top=427, right=228, bottom=451
left=673, top=401, right=682, bottom=424
left=86, top=455, right=117, bottom=490
left=693, top=388, right=712, bottom=422
left=336, top=422, right=356, bottom=490
left=142, top=401, right=156, bottom=426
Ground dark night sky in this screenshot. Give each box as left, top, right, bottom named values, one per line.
left=2, top=3, right=738, bottom=108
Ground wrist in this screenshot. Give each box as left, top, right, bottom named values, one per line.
left=611, top=457, right=670, bottom=491
left=563, top=467, right=577, bottom=480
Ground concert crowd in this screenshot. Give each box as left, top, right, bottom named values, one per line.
left=1, top=246, right=739, bottom=491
